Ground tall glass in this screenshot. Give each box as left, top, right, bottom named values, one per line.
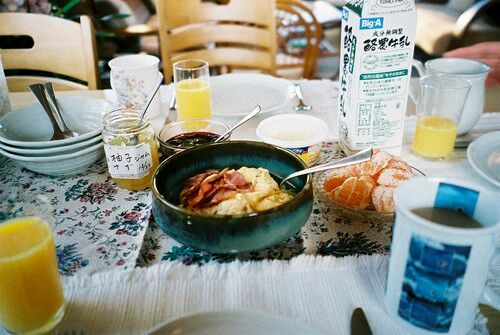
left=173, top=59, right=212, bottom=121
left=0, top=194, right=65, bottom=334
left=412, top=74, right=472, bottom=159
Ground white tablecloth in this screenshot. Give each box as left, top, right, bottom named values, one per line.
left=57, top=255, right=488, bottom=335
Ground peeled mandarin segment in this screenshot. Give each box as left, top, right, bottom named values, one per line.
left=377, top=168, right=413, bottom=187
left=323, top=169, right=351, bottom=192
left=331, top=176, right=375, bottom=210
left=370, top=150, right=392, bottom=175
left=386, top=158, right=412, bottom=174
left=371, top=185, right=396, bottom=213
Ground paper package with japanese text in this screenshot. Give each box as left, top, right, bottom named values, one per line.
left=338, top=0, right=416, bottom=152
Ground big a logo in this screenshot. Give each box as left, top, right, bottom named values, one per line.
left=359, top=17, right=384, bottom=29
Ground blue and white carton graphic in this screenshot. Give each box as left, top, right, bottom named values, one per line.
left=338, top=0, right=416, bottom=152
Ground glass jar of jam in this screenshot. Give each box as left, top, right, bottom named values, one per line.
left=103, top=108, right=160, bottom=191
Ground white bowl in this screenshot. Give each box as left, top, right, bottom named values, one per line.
left=0, top=142, right=104, bottom=176
left=0, top=96, right=111, bottom=148
left=0, top=134, right=102, bottom=156
left=256, top=114, right=328, bottom=166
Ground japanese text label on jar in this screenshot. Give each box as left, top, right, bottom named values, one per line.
left=103, top=108, right=160, bottom=191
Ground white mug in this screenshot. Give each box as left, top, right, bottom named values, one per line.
left=109, top=54, right=161, bottom=119
left=412, top=58, right=490, bottom=135
left=385, top=177, right=499, bottom=335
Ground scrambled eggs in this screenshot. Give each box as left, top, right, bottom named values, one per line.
left=198, top=167, right=294, bottom=216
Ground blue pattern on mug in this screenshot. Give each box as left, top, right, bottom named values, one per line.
left=398, top=234, right=471, bottom=332
left=434, top=183, right=479, bottom=217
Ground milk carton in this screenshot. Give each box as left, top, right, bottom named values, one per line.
left=338, top=0, right=416, bottom=152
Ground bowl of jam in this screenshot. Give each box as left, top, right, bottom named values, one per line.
left=158, top=119, right=230, bottom=160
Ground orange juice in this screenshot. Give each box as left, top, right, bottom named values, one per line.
left=175, top=79, right=212, bottom=122
left=412, top=116, right=457, bottom=158
left=0, top=217, right=64, bottom=334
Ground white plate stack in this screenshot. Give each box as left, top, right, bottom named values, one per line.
left=0, top=96, right=112, bottom=176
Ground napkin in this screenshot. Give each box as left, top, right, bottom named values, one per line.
left=57, top=255, right=489, bottom=335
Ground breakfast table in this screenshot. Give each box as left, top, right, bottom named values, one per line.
left=2, top=79, right=499, bottom=334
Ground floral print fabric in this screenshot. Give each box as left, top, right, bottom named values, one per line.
left=0, top=143, right=394, bottom=275
left=0, top=158, right=151, bottom=276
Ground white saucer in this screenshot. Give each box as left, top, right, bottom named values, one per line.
left=467, top=131, right=500, bottom=188
left=210, top=74, right=294, bottom=118
left=147, top=309, right=323, bottom=335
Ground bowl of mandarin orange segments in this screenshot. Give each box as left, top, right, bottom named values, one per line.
left=316, top=149, right=424, bottom=220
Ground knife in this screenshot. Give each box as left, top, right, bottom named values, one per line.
left=350, top=307, right=373, bottom=335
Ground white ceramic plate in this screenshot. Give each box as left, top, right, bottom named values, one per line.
left=147, top=310, right=323, bottom=335
left=0, top=134, right=102, bottom=156
left=0, top=96, right=111, bottom=148
left=210, top=74, right=294, bottom=118
left=467, top=131, right=500, bottom=188
left=0, top=142, right=103, bottom=176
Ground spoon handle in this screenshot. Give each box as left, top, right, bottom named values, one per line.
left=28, top=84, right=66, bottom=140
left=43, top=82, right=75, bottom=137
left=295, top=82, right=305, bottom=102
left=139, top=72, right=164, bottom=124
left=279, top=148, right=373, bottom=187
left=215, top=105, right=262, bottom=142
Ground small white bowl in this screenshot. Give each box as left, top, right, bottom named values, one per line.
left=0, top=96, right=111, bottom=148
left=256, top=114, right=328, bottom=166
left=0, top=142, right=104, bottom=176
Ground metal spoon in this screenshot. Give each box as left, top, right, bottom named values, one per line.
left=43, top=82, right=79, bottom=137
left=294, top=82, right=311, bottom=112
left=130, top=73, right=164, bottom=145
left=138, top=72, right=164, bottom=125
left=28, top=84, right=68, bottom=141
left=214, top=105, right=262, bottom=142
left=168, top=92, right=176, bottom=113
left=279, top=148, right=373, bottom=187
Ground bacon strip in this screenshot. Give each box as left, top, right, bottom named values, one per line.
left=180, top=169, right=253, bottom=210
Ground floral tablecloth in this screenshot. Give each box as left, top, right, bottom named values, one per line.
left=0, top=158, right=151, bottom=275
left=0, top=141, right=394, bottom=275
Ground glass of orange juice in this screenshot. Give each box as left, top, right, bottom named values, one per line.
left=0, top=194, right=65, bottom=334
left=412, top=74, right=472, bottom=159
left=174, top=59, right=212, bottom=123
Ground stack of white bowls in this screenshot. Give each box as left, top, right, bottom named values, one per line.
left=0, top=96, right=112, bottom=176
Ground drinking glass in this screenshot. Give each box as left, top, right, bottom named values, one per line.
left=0, top=194, right=65, bottom=335
left=173, top=59, right=212, bottom=121
left=412, top=75, right=472, bottom=159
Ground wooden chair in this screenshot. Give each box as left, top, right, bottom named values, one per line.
left=0, top=13, right=100, bottom=92
left=156, top=0, right=277, bottom=83
left=275, top=0, right=323, bottom=79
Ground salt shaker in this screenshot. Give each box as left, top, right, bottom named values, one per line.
left=0, top=55, right=12, bottom=116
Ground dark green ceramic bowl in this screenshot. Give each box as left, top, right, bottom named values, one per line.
left=151, top=140, right=313, bottom=254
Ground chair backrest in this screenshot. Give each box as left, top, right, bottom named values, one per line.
left=0, top=13, right=100, bottom=92
left=156, top=0, right=277, bottom=83
left=275, top=0, right=323, bottom=79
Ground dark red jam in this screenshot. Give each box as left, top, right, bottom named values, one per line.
left=165, top=131, right=219, bottom=149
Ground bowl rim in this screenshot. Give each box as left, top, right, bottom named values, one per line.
left=151, top=140, right=313, bottom=220
left=157, top=118, right=230, bottom=149
left=0, top=96, right=108, bottom=147
left=256, top=114, right=328, bottom=149
left=0, top=141, right=103, bottom=162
